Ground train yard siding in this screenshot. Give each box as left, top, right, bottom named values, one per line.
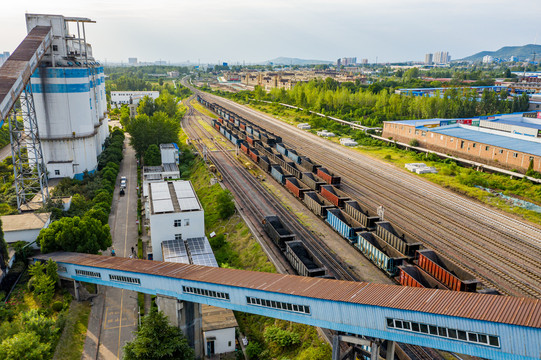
left=196, top=95, right=502, bottom=297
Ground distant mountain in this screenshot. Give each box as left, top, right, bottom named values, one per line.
left=459, top=44, right=541, bottom=62
left=265, top=57, right=334, bottom=65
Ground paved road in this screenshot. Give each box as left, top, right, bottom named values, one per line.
left=98, top=136, right=139, bottom=360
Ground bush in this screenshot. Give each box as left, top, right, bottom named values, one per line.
left=245, top=341, right=265, bottom=360
left=263, top=326, right=301, bottom=348
left=51, top=301, right=63, bottom=312
left=217, top=190, right=236, bottom=219
left=409, top=139, right=419, bottom=147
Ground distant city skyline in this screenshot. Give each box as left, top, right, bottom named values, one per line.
left=0, top=0, right=539, bottom=64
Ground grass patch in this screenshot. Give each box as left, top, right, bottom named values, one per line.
left=52, top=301, right=91, bottom=360
left=190, top=98, right=218, bottom=119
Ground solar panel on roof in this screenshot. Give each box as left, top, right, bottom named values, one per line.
left=151, top=182, right=170, bottom=200
left=191, top=253, right=218, bottom=267
left=178, top=197, right=200, bottom=211
left=186, top=237, right=213, bottom=255
left=162, top=239, right=189, bottom=263
left=152, top=198, right=174, bottom=213
left=173, top=181, right=196, bottom=198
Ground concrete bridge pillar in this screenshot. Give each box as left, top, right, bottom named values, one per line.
left=156, top=295, right=203, bottom=358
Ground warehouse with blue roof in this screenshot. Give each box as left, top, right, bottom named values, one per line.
left=382, top=112, right=541, bottom=173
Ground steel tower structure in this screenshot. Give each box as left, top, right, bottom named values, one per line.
left=9, top=83, right=49, bottom=210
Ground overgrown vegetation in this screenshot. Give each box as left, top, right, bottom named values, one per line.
left=0, top=260, right=75, bottom=360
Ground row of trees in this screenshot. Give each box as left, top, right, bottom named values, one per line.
left=249, top=78, right=529, bottom=127
left=37, top=130, right=126, bottom=254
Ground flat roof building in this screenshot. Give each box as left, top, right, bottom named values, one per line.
left=1, top=212, right=51, bottom=248
left=147, top=180, right=204, bottom=261
left=382, top=112, right=541, bottom=173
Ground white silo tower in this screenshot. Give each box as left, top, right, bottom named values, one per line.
left=25, top=14, right=109, bottom=180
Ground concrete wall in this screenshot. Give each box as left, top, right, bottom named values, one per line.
left=382, top=123, right=541, bottom=173
left=4, top=229, right=42, bottom=249
left=204, top=327, right=236, bottom=356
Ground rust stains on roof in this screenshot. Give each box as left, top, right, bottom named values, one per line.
left=35, top=252, right=541, bottom=329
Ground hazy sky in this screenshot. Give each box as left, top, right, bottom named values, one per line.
left=1, top=0, right=539, bottom=64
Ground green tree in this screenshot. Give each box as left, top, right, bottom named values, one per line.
left=217, top=190, right=235, bottom=219
left=37, top=216, right=112, bottom=254
left=0, top=331, right=50, bottom=360
left=126, top=112, right=180, bottom=158
left=84, top=207, right=109, bottom=225
left=0, top=218, right=7, bottom=269
left=137, top=96, right=158, bottom=117
left=124, top=308, right=194, bottom=360
left=144, top=144, right=162, bottom=166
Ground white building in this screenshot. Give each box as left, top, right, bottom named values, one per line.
left=317, top=130, right=335, bottom=137
left=297, top=123, right=311, bottom=130
left=425, top=53, right=433, bottom=65
left=482, top=55, right=494, bottom=64
left=433, top=51, right=451, bottom=64
left=202, top=305, right=238, bottom=357
left=128, top=57, right=137, bottom=65
left=147, top=181, right=205, bottom=261
left=1, top=212, right=51, bottom=249
left=110, top=91, right=159, bottom=109
left=26, top=14, right=109, bottom=180
left=160, top=143, right=179, bottom=164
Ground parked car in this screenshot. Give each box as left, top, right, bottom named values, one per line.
left=120, top=188, right=125, bottom=196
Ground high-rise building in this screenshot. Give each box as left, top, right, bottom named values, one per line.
left=361, top=59, right=368, bottom=65
left=26, top=14, right=108, bottom=179
left=433, top=51, right=451, bottom=64
left=425, top=53, right=433, bottom=65
left=336, top=58, right=341, bottom=68
left=128, top=57, right=137, bottom=65
left=340, top=57, right=357, bottom=66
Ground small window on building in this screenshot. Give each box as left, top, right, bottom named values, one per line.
left=421, top=131, right=426, bottom=137
left=52, top=45, right=58, bottom=51
left=440, top=135, right=444, bottom=140
left=472, top=143, right=476, bottom=148
left=409, top=129, right=411, bottom=134
left=450, top=138, right=454, bottom=142
left=55, top=170, right=60, bottom=176
left=175, top=234, right=182, bottom=241
left=499, top=149, right=503, bottom=154
left=485, top=146, right=490, bottom=151
left=530, top=156, right=535, bottom=161
left=513, top=152, right=518, bottom=158
left=228, top=341, right=232, bottom=347
left=174, top=219, right=182, bottom=227
left=415, top=130, right=419, bottom=135
left=184, top=219, right=190, bottom=226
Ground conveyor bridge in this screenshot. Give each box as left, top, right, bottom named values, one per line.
left=33, top=252, right=541, bottom=360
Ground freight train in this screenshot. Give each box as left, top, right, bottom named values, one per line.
left=262, top=215, right=329, bottom=278
left=197, top=95, right=481, bottom=293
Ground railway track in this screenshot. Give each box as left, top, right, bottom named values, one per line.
left=184, top=92, right=448, bottom=360
left=182, top=100, right=358, bottom=281
left=199, top=91, right=541, bottom=298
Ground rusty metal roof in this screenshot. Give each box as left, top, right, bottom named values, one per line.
left=0, top=26, right=51, bottom=121
left=36, top=252, right=541, bottom=329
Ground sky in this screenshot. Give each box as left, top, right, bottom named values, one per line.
left=1, top=0, right=539, bottom=64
